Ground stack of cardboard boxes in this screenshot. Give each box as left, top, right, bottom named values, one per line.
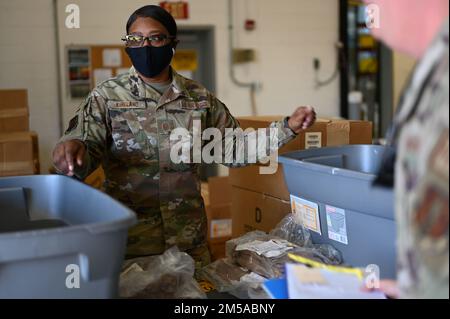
left=230, top=116, right=373, bottom=238
left=0, top=89, right=39, bottom=177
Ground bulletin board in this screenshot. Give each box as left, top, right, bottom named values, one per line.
left=90, top=45, right=132, bottom=85
left=66, top=45, right=132, bottom=99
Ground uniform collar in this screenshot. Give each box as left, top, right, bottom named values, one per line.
left=128, top=66, right=191, bottom=103
left=170, top=68, right=191, bottom=99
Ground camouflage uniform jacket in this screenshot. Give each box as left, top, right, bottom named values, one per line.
left=59, top=67, right=297, bottom=258
left=392, top=19, right=448, bottom=298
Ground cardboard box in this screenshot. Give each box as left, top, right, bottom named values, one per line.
left=0, top=89, right=29, bottom=133
left=205, top=176, right=232, bottom=240
left=208, top=176, right=232, bottom=206
left=230, top=164, right=291, bottom=201
left=203, top=177, right=232, bottom=261
left=208, top=237, right=231, bottom=261
left=230, top=117, right=373, bottom=201
left=327, top=120, right=373, bottom=146
left=204, top=176, right=232, bottom=261
left=206, top=203, right=231, bottom=261
left=231, top=186, right=291, bottom=238
left=0, top=132, right=39, bottom=176
left=236, top=116, right=373, bottom=153
left=236, top=116, right=330, bottom=154
left=206, top=203, right=232, bottom=238
left=201, top=182, right=209, bottom=206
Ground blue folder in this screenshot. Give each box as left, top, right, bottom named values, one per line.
left=262, top=278, right=288, bottom=299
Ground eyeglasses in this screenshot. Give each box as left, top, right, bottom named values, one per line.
left=121, top=34, right=176, bottom=48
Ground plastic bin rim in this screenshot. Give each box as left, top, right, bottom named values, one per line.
left=0, top=175, right=137, bottom=238
left=278, top=145, right=385, bottom=181
left=0, top=216, right=137, bottom=240
left=278, top=157, right=373, bottom=181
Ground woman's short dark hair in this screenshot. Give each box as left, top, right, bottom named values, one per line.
left=126, top=5, right=177, bottom=37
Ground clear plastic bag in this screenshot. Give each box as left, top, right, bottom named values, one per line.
left=226, top=272, right=270, bottom=299
left=226, top=231, right=297, bottom=278
left=119, top=246, right=206, bottom=299
left=226, top=215, right=343, bottom=280
left=269, top=213, right=312, bottom=247
left=270, top=214, right=343, bottom=265
left=199, top=258, right=270, bottom=299
left=225, top=230, right=270, bottom=258
left=199, top=258, right=249, bottom=292
left=231, top=244, right=293, bottom=278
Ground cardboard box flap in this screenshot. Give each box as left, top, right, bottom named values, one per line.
left=237, top=116, right=331, bottom=130
left=237, top=115, right=283, bottom=129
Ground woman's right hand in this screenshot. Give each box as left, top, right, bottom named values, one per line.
left=52, top=140, right=86, bottom=176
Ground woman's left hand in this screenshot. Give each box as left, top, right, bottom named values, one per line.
left=287, top=106, right=316, bottom=134
left=361, top=279, right=400, bottom=299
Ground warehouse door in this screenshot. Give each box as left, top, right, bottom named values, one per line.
left=176, top=27, right=215, bottom=92
left=175, top=27, right=217, bottom=180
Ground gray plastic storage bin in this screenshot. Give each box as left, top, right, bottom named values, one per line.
left=279, top=145, right=397, bottom=279
left=0, top=175, right=136, bottom=298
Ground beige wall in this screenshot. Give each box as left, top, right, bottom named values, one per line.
left=1, top=0, right=341, bottom=173
left=0, top=0, right=60, bottom=173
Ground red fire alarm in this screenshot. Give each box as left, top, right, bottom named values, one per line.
left=160, top=1, right=189, bottom=20
left=245, top=19, right=256, bottom=31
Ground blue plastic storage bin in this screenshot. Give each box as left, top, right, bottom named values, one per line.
left=0, top=175, right=136, bottom=298
left=279, top=145, right=396, bottom=279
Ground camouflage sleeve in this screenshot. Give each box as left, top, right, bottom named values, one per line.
left=207, top=96, right=297, bottom=168
left=58, top=90, right=109, bottom=179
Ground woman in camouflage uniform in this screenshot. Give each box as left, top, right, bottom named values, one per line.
left=53, top=5, right=316, bottom=269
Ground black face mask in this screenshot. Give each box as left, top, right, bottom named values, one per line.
left=126, top=44, right=174, bottom=78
